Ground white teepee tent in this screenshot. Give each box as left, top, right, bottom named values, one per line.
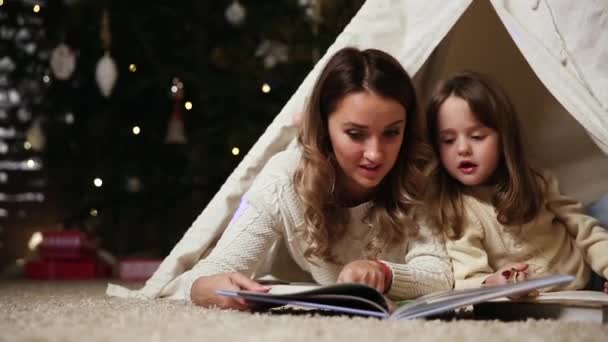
left=108, top=0, right=608, bottom=299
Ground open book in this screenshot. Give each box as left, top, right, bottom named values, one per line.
left=474, top=290, right=608, bottom=323
left=216, top=274, right=575, bottom=319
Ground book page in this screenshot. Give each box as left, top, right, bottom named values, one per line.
left=268, top=284, right=320, bottom=295
left=489, top=291, right=608, bottom=307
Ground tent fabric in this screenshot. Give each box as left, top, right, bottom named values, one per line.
left=107, top=0, right=608, bottom=300
left=489, top=0, right=608, bottom=153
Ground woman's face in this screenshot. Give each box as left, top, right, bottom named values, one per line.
left=327, top=91, right=406, bottom=203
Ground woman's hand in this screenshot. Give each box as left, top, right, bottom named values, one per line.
left=337, top=260, right=390, bottom=293
left=604, top=281, right=608, bottom=294
left=190, top=272, right=269, bottom=310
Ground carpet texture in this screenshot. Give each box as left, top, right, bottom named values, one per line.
left=1, top=281, right=607, bottom=342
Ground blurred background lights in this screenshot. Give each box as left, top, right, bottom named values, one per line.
left=28, top=231, right=43, bottom=251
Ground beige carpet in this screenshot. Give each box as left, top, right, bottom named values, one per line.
left=1, top=281, right=607, bottom=342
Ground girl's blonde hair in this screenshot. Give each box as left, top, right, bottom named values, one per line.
left=425, top=70, right=544, bottom=239
left=294, top=47, right=432, bottom=262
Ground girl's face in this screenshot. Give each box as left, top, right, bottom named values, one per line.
left=437, top=95, right=500, bottom=186
left=327, top=91, right=406, bottom=203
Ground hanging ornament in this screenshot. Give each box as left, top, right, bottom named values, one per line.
left=95, top=52, right=118, bottom=97
left=95, top=9, right=117, bottom=98
left=165, top=78, right=187, bottom=144
left=225, top=0, right=246, bottom=26
left=50, top=43, right=76, bottom=80
left=25, top=118, right=46, bottom=151
left=255, top=40, right=289, bottom=69
left=125, top=177, right=142, bottom=193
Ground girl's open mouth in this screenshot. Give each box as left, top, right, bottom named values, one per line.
left=458, top=161, right=477, bottom=174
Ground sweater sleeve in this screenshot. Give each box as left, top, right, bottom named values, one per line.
left=382, top=221, right=454, bottom=300
left=544, top=172, right=608, bottom=279
left=182, top=190, right=283, bottom=300
left=446, top=207, right=494, bottom=289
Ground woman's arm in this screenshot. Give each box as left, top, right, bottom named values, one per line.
left=383, top=224, right=454, bottom=300
left=185, top=193, right=282, bottom=307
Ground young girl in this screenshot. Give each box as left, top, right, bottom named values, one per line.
left=425, top=71, right=608, bottom=293
left=186, top=47, right=453, bottom=309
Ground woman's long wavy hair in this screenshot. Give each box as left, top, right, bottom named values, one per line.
left=293, top=47, right=432, bottom=262
left=425, top=71, right=544, bottom=239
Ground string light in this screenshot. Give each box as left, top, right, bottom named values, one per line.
left=184, top=101, right=193, bottom=110
left=261, top=83, right=271, bottom=93
left=33, top=4, right=40, bottom=13
left=93, top=178, right=103, bottom=187
left=129, top=64, right=137, bottom=72
left=26, top=159, right=36, bottom=169
left=231, top=147, right=240, bottom=156
left=0, top=0, right=4, bottom=7
left=132, top=126, right=141, bottom=135
left=28, top=232, right=43, bottom=251
left=24, top=141, right=32, bottom=150
left=90, top=208, right=99, bottom=217
left=42, top=75, right=50, bottom=83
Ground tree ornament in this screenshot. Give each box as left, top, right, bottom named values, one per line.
left=95, top=10, right=117, bottom=97
left=95, top=52, right=118, bottom=98
left=25, top=118, right=46, bottom=151
left=255, top=40, right=289, bottom=69
left=165, top=78, right=187, bottom=144
left=50, top=43, right=76, bottom=80
left=225, top=1, right=246, bottom=26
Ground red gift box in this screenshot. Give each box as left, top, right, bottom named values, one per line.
left=38, top=231, right=96, bottom=260
left=118, top=259, right=162, bottom=281
left=24, top=259, right=112, bottom=280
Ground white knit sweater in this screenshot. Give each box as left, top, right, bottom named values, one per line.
left=181, top=149, right=453, bottom=301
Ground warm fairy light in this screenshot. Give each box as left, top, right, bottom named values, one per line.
left=90, top=208, right=98, bottom=217
left=184, top=101, right=193, bottom=110
left=171, top=85, right=178, bottom=94
left=28, top=231, right=43, bottom=251
left=42, top=75, right=50, bottom=83
left=24, top=141, right=32, bottom=150
left=261, top=83, right=271, bottom=93
left=132, top=126, right=141, bottom=135
left=94, top=178, right=103, bottom=187
left=0, top=0, right=4, bottom=7
left=231, top=147, right=240, bottom=156
left=26, top=159, right=36, bottom=168
left=33, top=4, right=40, bottom=13
left=129, top=64, right=137, bottom=72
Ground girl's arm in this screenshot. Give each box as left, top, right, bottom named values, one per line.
left=544, top=172, right=608, bottom=280
left=382, top=222, right=454, bottom=300
left=445, top=212, right=495, bottom=289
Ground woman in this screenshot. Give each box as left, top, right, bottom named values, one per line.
left=188, top=47, right=453, bottom=309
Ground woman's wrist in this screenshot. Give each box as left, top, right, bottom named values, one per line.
left=373, top=260, right=392, bottom=292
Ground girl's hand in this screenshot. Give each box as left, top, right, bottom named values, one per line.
left=337, top=260, right=390, bottom=293
left=483, top=262, right=530, bottom=286
left=604, top=281, right=608, bottom=294
left=483, top=263, right=538, bottom=299
left=190, top=272, right=269, bottom=310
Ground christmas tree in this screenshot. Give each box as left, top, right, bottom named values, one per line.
left=0, top=0, right=364, bottom=269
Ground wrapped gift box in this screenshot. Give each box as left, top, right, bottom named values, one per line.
left=25, top=259, right=112, bottom=280
left=118, top=259, right=162, bottom=281
left=38, top=231, right=96, bottom=260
